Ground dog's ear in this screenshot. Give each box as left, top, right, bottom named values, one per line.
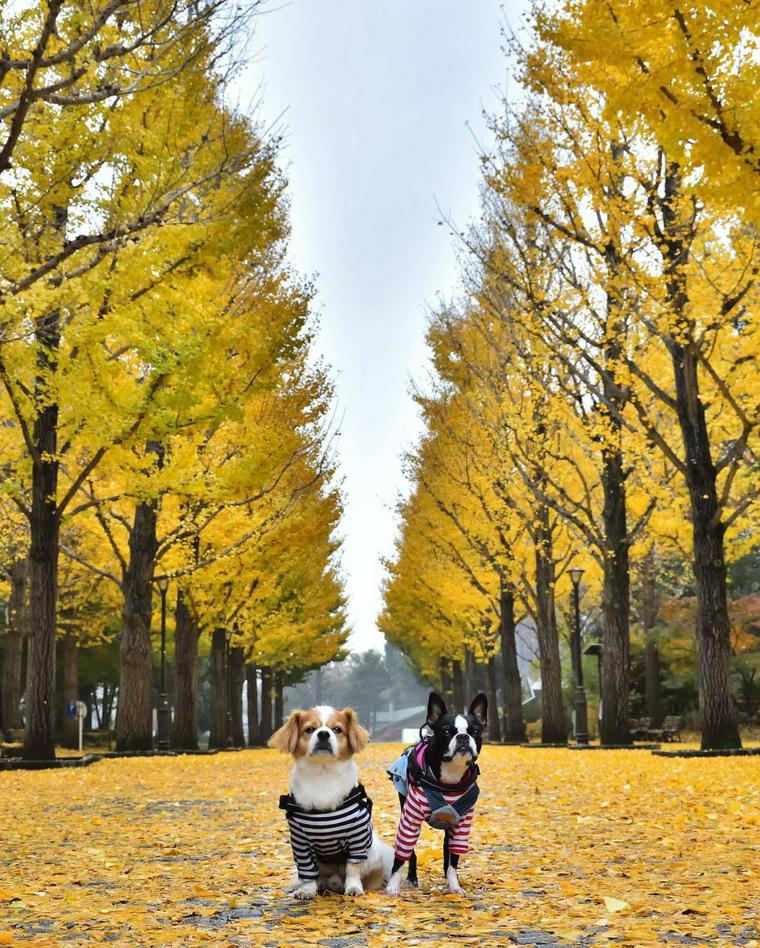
left=268, top=710, right=302, bottom=754
left=469, top=693, right=488, bottom=726
left=426, top=691, right=447, bottom=726
left=341, top=707, right=370, bottom=754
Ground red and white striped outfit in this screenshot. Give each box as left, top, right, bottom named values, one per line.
left=394, top=781, right=475, bottom=860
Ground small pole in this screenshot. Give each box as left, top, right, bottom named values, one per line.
left=569, top=567, right=589, bottom=746
left=79, top=714, right=83, bottom=754
left=582, top=643, right=604, bottom=731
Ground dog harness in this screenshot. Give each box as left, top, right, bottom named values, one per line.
left=388, top=742, right=480, bottom=861
left=279, top=783, right=374, bottom=881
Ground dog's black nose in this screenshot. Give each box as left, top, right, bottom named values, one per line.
left=456, top=733, right=470, bottom=744
left=316, top=729, right=331, bottom=742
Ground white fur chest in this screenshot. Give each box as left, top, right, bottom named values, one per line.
left=289, top=758, right=359, bottom=811
left=440, top=755, right=471, bottom=785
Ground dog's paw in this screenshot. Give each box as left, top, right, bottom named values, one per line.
left=344, top=881, right=364, bottom=897
left=385, top=871, right=403, bottom=896
left=446, top=867, right=465, bottom=896
left=289, top=880, right=318, bottom=900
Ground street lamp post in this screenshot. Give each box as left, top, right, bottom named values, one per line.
left=569, top=567, right=589, bottom=745
left=157, top=577, right=171, bottom=751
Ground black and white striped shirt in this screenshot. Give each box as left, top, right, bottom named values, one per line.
left=279, top=784, right=374, bottom=881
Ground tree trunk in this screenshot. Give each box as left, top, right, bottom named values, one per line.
left=464, top=648, right=476, bottom=700
left=500, top=584, right=525, bottom=743
left=662, top=165, right=740, bottom=750
left=116, top=496, right=159, bottom=751
left=23, top=310, right=62, bottom=762
left=104, top=685, right=115, bottom=731
left=86, top=688, right=95, bottom=731
left=98, top=686, right=107, bottom=730
left=60, top=633, right=79, bottom=749
left=100, top=687, right=108, bottom=730
left=273, top=669, right=284, bottom=730
left=172, top=590, right=200, bottom=750
left=594, top=237, right=633, bottom=747
left=438, top=656, right=453, bottom=707
left=230, top=646, right=245, bottom=747
left=246, top=664, right=260, bottom=746
left=534, top=505, right=567, bottom=744
left=675, top=347, right=740, bottom=749
left=599, top=443, right=632, bottom=745
left=259, top=666, right=273, bottom=742
left=639, top=548, right=663, bottom=726
left=645, top=637, right=662, bottom=724
left=208, top=629, right=228, bottom=749
left=451, top=659, right=464, bottom=714
left=486, top=656, right=501, bottom=742
left=2, top=559, right=27, bottom=734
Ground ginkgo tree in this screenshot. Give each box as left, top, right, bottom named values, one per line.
left=51, top=188, right=344, bottom=751
left=382, top=296, right=577, bottom=744
left=538, top=0, right=760, bottom=226
left=159, top=372, right=347, bottom=751
left=0, top=1, right=252, bottom=182
left=0, top=1, right=349, bottom=758
left=384, top=3, right=758, bottom=750
left=519, top=6, right=760, bottom=748
left=0, top=497, right=29, bottom=736
left=0, top=3, right=274, bottom=760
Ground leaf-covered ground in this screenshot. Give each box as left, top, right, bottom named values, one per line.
left=0, top=744, right=758, bottom=946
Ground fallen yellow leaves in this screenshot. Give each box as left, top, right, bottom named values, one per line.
left=0, top=745, right=757, bottom=946
left=603, top=896, right=630, bottom=913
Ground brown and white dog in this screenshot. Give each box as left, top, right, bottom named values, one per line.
left=269, top=705, right=393, bottom=899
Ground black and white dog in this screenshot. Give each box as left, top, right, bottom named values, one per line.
left=386, top=692, right=487, bottom=896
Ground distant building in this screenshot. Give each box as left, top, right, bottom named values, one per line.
left=372, top=705, right=426, bottom=741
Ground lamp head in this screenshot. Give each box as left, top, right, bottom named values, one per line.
left=569, top=566, right=584, bottom=587
left=157, top=576, right=169, bottom=593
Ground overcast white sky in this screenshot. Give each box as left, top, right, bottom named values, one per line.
left=242, top=0, right=529, bottom=651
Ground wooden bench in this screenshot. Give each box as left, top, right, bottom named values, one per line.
left=638, top=715, right=684, bottom=742
left=660, top=715, right=684, bottom=742
left=629, top=718, right=654, bottom=741
left=628, top=716, right=683, bottom=742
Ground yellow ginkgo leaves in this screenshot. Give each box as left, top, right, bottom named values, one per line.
left=0, top=744, right=758, bottom=946
left=603, top=896, right=630, bottom=913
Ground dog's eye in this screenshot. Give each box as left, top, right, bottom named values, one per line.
left=304, top=726, right=315, bottom=734
left=332, top=726, right=343, bottom=734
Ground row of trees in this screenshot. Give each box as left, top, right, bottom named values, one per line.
left=285, top=645, right=431, bottom=733
left=380, top=0, right=758, bottom=750
left=0, top=1, right=348, bottom=759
